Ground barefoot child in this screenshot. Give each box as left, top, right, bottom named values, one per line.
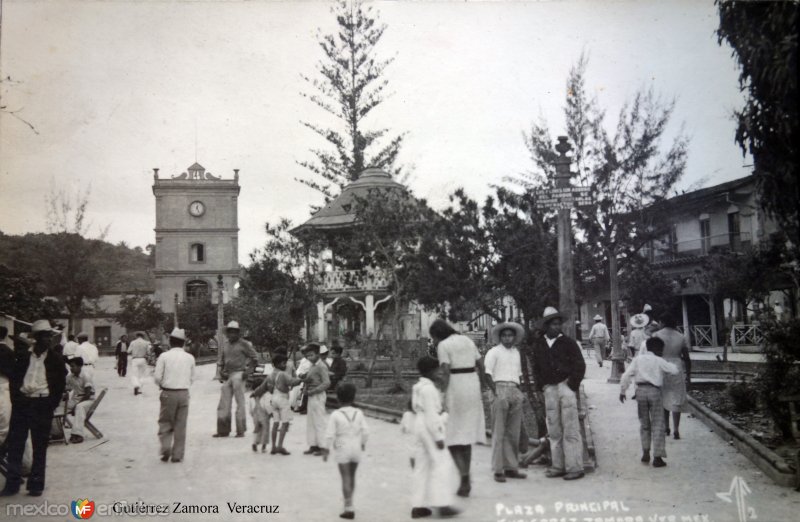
left=322, top=382, right=368, bottom=520
left=269, top=353, right=301, bottom=455
left=400, top=399, right=416, bottom=470
left=250, top=372, right=274, bottom=453
left=411, top=356, right=459, bottom=519
left=619, top=337, right=679, bottom=468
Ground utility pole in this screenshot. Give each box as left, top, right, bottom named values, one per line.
left=215, top=275, right=225, bottom=380
left=554, top=137, right=577, bottom=338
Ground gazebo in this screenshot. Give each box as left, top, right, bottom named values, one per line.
left=290, top=167, right=405, bottom=343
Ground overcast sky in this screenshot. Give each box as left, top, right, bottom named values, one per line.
left=0, top=0, right=748, bottom=260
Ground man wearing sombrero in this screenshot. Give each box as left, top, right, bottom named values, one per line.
left=484, top=321, right=527, bottom=483
left=214, top=321, right=258, bottom=438
left=1, top=320, right=67, bottom=497
left=588, top=315, right=610, bottom=367
left=530, top=307, right=586, bottom=481
left=627, top=313, right=650, bottom=359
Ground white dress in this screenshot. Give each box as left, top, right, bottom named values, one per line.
left=437, top=334, right=486, bottom=446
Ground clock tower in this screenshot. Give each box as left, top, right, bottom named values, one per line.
left=152, top=162, right=240, bottom=313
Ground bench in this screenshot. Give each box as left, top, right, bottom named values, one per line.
left=64, top=388, right=107, bottom=440
left=778, top=394, right=800, bottom=491
left=50, top=395, right=71, bottom=444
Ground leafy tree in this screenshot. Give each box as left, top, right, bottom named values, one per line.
left=619, top=261, right=679, bottom=322
left=297, top=0, right=406, bottom=199
left=350, top=187, right=434, bottom=392
left=0, top=264, right=62, bottom=321
left=228, top=255, right=311, bottom=353
left=509, top=55, right=689, bottom=367
left=717, top=1, right=799, bottom=249
left=114, top=294, right=167, bottom=339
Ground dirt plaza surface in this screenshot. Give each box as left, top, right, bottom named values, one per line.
left=1, top=356, right=797, bottom=522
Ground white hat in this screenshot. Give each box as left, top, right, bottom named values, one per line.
left=31, top=319, right=56, bottom=334
left=630, top=313, right=650, bottom=329
left=542, top=307, right=564, bottom=323
left=593, top=314, right=603, bottom=322
left=225, top=321, right=240, bottom=330
left=169, top=328, right=186, bottom=341
left=490, top=322, right=526, bottom=345
left=643, top=304, right=653, bottom=313
left=319, top=344, right=329, bottom=355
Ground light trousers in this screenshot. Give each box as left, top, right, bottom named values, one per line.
left=159, top=389, right=189, bottom=460
left=306, top=392, right=327, bottom=447
left=490, top=384, right=523, bottom=473
left=591, top=339, right=605, bottom=364
left=130, top=358, right=147, bottom=389
left=217, top=371, right=246, bottom=436
left=544, top=380, right=583, bottom=474
left=68, top=399, right=92, bottom=437
left=0, top=378, right=10, bottom=444
left=636, top=384, right=667, bottom=457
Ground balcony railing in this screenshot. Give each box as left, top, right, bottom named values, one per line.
left=642, top=232, right=752, bottom=264
left=731, top=324, right=763, bottom=347
left=318, top=269, right=390, bottom=293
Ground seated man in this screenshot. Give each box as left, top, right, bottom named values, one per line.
left=65, top=357, right=95, bottom=443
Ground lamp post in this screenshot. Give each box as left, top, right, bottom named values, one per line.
left=215, top=275, right=225, bottom=380
left=554, top=137, right=577, bottom=339
left=173, top=293, right=179, bottom=328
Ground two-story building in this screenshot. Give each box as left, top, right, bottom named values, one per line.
left=581, top=174, right=796, bottom=351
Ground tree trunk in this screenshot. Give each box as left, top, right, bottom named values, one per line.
left=388, top=296, right=405, bottom=393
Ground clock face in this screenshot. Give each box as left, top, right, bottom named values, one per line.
left=188, top=200, right=205, bottom=217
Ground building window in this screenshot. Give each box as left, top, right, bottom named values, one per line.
left=190, top=243, right=205, bottom=263
left=728, top=211, right=741, bottom=250
left=186, top=280, right=210, bottom=302
left=700, top=218, right=711, bottom=255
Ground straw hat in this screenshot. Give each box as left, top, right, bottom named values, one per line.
left=169, top=328, right=186, bottom=342
left=629, top=313, right=650, bottom=329
left=490, top=322, right=525, bottom=345
left=225, top=321, right=240, bottom=331
left=593, top=314, right=603, bottom=322
left=542, top=307, right=564, bottom=324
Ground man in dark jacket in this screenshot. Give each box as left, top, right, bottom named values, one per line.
left=530, top=307, right=586, bottom=481
left=1, top=320, right=67, bottom=497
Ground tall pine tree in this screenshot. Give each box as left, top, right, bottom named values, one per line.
left=298, top=0, right=406, bottom=199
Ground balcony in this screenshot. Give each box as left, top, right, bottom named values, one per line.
left=318, top=269, right=390, bottom=294
left=644, top=231, right=752, bottom=265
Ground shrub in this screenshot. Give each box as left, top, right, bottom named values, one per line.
left=756, top=318, right=800, bottom=440
left=726, top=380, right=757, bottom=413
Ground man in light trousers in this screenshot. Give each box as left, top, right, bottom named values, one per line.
left=128, top=332, right=150, bottom=396
left=154, top=328, right=195, bottom=463
left=531, top=307, right=586, bottom=481
left=214, top=321, right=257, bottom=437
left=484, top=322, right=527, bottom=484
left=299, top=343, right=330, bottom=455
left=588, top=315, right=610, bottom=367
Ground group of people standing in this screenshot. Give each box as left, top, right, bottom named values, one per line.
left=404, top=306, right=587, bottom=518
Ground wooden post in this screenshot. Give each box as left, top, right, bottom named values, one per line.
left=173, top=293, right=179, bottom=328
left=215, top=275, right=224, bottom=379
left=554, top=137, right=576, bottom=339
left=708, top=295, right=719, bottom=347
left=607, top=253, right=625, bottom=383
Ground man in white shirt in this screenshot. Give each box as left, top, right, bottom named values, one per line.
left=75, top=332, right=99, bottom=381
left=154, top=328, right=195, bottom=463
left=588, top=315, right=610, bottom=367
left=619, top=336, right=679, bottom=467
left=484, top=322, right=527, bottom=483
left=62, top=334, right=80, bottom=360
left=128, top=332, right=150, bottom=396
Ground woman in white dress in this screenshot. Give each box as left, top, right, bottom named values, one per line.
left=429, top=319, right=487, bottom=498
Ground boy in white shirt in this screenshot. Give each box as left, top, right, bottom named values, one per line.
left=620, top=337, right=679, bottom=467
left=322, top=382, right=368, bottom=520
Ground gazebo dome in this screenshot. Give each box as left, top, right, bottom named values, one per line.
left=291, top=168, right=405, bottom=234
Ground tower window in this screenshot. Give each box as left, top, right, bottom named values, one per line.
left=190, top=243, right=205, bottom=263
left=186, top=280, right=210, bottom=302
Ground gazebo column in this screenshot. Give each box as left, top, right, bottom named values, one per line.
left=365, top=294, right=375, bottom=336
left=316, top=301, right=326, bottom=342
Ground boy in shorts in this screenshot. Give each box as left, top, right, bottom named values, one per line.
left=269, top=353, right=301, bottom=455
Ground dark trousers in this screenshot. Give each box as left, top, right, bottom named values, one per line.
left=5, top=397, right=55, bottom=492
left=117, top=354, right=128, bottom=377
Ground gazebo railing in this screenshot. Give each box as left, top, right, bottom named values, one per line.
left=319, top=269, right=390, bottom=293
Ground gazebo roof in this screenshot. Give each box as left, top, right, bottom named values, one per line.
left=290, top=168, right=405, bottom=235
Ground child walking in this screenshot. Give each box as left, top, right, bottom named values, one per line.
left=269, top=353, right=301, bottom=455
left=411, top=356, right=459, bottom=519
left=322, top=382, right=368, bottom=520
left=619, top=337, right=679, bottom=467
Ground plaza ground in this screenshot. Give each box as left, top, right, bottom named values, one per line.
left=1, top=355, right=797, bottom=522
